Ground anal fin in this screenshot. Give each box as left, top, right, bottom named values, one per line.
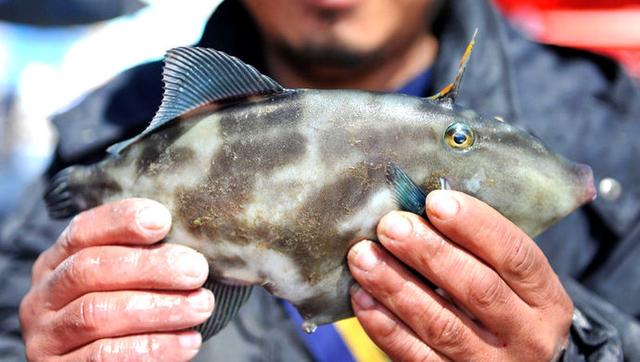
left=193, top=277, right=253, bottom=341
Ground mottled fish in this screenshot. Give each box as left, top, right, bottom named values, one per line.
left=44, top=33, right=596, bottom=340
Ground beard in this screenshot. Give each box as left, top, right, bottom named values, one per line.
left=270, top=35, right=391, bottom=83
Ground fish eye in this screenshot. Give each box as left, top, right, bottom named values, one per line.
left=444, top=122, right=474, bottom=150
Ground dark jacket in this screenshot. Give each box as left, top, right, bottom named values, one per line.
left=1, top=0, right=639, bottom=360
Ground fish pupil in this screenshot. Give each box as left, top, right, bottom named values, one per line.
left=453, top=132, right=467, bottom=144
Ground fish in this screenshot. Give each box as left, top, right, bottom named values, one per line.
left=43, top=32, right=596, bottom=340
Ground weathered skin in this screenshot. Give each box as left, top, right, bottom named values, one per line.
left=61, top=89, right=594, bottom=328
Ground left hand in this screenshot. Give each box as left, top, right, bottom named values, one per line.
left=347, top=190, right=573, bottom=361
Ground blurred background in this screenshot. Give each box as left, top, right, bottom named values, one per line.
left=0, top=0, right=221, bottom=220
left=0, top=0, right=638, bottom=222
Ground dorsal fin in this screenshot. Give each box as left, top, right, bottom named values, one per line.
left=428, top=29, right=478, bottom=109
left=107, top=47, right=284, bottom=154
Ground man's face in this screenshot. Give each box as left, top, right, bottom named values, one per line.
left=243, top=0, right=433, bottom=73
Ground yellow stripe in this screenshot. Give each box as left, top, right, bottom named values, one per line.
left=334, top=318, right=388, bottom=362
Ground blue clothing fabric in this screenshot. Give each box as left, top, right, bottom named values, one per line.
left=396, top=67, right=433, bottom=97
left=282, top=302, right=356, bottom=362
left=396, top=67, right=432, bottom=97
left=1, top=0, right=640, bottom=361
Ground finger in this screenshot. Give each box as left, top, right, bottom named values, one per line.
left=348, top=240, right=495, bottom=360
left=350, top=285, right=445, bottom=362
left=43, top=243, right=209, bottom=309
left=62, top=331, right=202, bottom=362
left=377, top=211, right=530, bottom=334
left=425, top=191, right=565, bottom=308
left=36, top=198, right=171, bottom=275
left=49, top=289, right=214, bottom=354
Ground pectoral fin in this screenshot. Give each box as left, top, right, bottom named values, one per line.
left=194, top=277, right=253, bottom=341
left=385, top=162, right=427, bottom=217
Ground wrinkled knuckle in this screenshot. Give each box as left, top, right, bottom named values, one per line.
left=64, top=253, right=87, bottom=285
left=504, top=237, right=536, bottom=280
left=51, top=253, right=88, bottom=294
left=378, top=272, right=408, bottom=298
left=57, top=217, right=83, bottom=256
left=388, top=335, right=430, bottom=362
left=58, top=228, right=73, bottom=255
left=87, top=341, right=109, bottom=362
left=143, top=334, right=163, bottom=357
left=77, top=294, right=102, bottom=334
left=64, top=215, right=81, bottom=247
left=425, top=232, right=448, bottom=260
left=377, top=316, right=401, bottom=339
left=469, top=272, right=509, bottom=309
left=418, top=349, right=440, bottom=362
left=423, top=308, right=464, bottom=349
left=375, top=321, right=425, bottom=362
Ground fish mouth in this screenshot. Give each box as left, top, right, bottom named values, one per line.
left=574, top=163, right=597, bottom=204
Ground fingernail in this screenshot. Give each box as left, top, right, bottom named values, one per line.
left=175, top=250, right=208, bottom=280
left=427, top=191, right=460, bottom=220
left=381, top=212, right=412, bottom=240
left=179, top=331, right=202, bottom=349
left=350, top=284, right=376, bottom=309
left=350, top=241, right=379, bottom=272
left=188, top=289, right=214, bottom=313
left=137, top=205, right=171, bottom=230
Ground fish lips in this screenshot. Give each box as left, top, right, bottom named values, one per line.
left=574, top=163, right=597, bottom=204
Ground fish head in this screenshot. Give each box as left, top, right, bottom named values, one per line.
left=423, top=108, right=595, bottom=236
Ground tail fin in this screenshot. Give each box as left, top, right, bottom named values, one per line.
left=44, top=167, right=85, bottom=219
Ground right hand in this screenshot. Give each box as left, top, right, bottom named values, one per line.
left=20, top=198, right=214, bottom=361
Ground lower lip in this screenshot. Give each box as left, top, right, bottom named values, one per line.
left=303, top=0, right=361, bottom=10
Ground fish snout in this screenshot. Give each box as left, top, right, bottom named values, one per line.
left=574, top=163, right=597, bottom=204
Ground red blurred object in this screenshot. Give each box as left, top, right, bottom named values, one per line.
left=494, top=0, right=640, bottom=81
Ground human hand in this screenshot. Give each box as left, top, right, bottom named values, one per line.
left=20, top=198, right=213, bottom=361
left=347, top=190, right=572, bottom=361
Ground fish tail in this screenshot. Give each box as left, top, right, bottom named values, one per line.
left=44, top=166, right=92, bottom=219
